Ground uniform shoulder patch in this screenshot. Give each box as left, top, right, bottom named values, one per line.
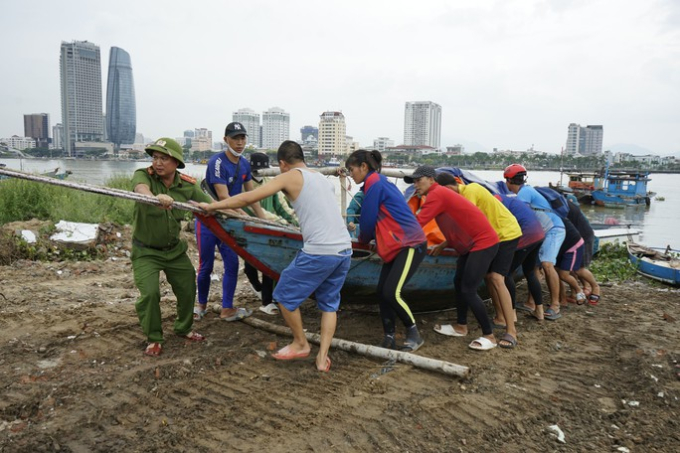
left=180, top=173, right=196, bottom=184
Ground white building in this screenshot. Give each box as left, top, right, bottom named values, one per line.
left=262, top=107, right=290, bottom=149
left=565, top=123, right=603, bottom=156
left=233, top=108, right=261, bottom=148
left=373, top=137, right=394, bottom=152
left=404, top=101, right=441, bottom=149
left=318, top=111, right=347, bottom=156
left=0, top=135, right=36, bottom=150
left=52, top=123, right=64, bottom=149
left=60, top=40, right=105, bottom=156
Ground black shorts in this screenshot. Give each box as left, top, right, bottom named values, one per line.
left=488, top=238, right=520, bottom=276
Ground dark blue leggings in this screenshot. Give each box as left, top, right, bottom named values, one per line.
left=454, top=244, right=499, bottom=336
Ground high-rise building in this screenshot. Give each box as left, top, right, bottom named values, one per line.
left=52, top=123, right=64, bottom=149
left=106, top=47, right=136, bottom=150
left=233, top=108, right=261, bottom=148
left=318, top=111, right=347, bottom=156
left=24, top=113, right=50, bottom=148
left=262, top=107, right=290, bottom=149
left=60, top=40, right=104, bottom=156
left=403, top=101, right=442, bottom=149
left=565, top=123, right=603, bottom=156
left=300, top=125, right=318, bottom=142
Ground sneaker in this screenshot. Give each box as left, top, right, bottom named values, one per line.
left=247, top=281, right=262, bottom=300
left=259, top=303, right=279, bottom=315
left=379, top=334, right=396, bottom=349
left=402, top=325, right=424, bottom=352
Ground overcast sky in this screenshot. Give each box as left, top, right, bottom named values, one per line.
left=1, top=0, right=679, bottom=155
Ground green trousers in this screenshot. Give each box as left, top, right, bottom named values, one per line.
left=132, top=241, right=196, bottom=343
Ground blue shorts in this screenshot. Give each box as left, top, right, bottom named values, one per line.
left=273, top=249, right=352, bottom=312
left=539, top=227, right=566, bottom=265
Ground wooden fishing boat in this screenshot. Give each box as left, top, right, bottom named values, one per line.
left=627, top=242, right=680, bottom=286
left=591, top=169, right=651, bottom=207
left=196, top=213, right=461, bottom=309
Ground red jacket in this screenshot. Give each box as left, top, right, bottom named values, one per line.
left=417, top=183, right=498, bottom=254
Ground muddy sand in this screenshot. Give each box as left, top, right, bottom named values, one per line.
left=1, top=221, right=679, bottom=452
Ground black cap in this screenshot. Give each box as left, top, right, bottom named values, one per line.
left=225, top=122, right=248, bottom=138
left=404, top=165, right=437, bottom=184
left=250, top=152, right=270, bottom=169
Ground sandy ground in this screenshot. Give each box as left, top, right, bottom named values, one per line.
left=1, top=221, right=679, bottom=452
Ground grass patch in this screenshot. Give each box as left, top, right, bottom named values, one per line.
left=591, top=242, right=639, bottom=283
left=0, top=176, right=135, bottom=225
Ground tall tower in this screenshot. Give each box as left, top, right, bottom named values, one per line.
left=60, top=41, right=104, bottom=156
left=23, top=113, right=50, bottom=149
left=262, top=107, right=290, bottom=149
left=233, top=108, right=261, bottom=148
left=403, top=101, right=442, bottom=149
left=566, top=123, right=603, bottom=156
left=318, top=111, right=347, bottom=156
left=106, top=47, right=136, bottom=150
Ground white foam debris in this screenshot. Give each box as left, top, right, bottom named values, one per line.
left=21, top=230, right=36, bottom=243
left=548, top=425, right=566, bottom=443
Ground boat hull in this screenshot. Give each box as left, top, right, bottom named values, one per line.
left=197, top=214, right=462, bottom=309
left=591, top=190, right=648, bottom=208
left=627, top=243, right=680, bottom=286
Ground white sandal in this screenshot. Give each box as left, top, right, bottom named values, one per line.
left=469, top=337, right=497, bottom=351
left=434, top=324, right=466, bottom=337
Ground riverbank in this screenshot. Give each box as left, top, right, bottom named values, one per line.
left=1, top=220, right=679, bottom=451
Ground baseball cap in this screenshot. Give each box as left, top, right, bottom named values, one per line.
left=404, top=165, right=437, bottom=184
left=250, top=152, right=270, bottom=169
left=224, top=122, right=248, bottom=138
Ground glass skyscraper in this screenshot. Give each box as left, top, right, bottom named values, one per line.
left=60, top=40, right=104, bottom=156
left=106, top=47, right=136, bottom=149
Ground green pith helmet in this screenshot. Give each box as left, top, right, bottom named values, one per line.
left=145, top=137, right=185, bottom=169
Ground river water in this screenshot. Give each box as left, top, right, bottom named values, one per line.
left=2, top=158, right=679, bottom=249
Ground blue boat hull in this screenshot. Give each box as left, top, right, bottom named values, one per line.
left=627, top=243, right=680, bottom=286
left=197, top=214, right=463, bottom=308
left=591, top=190, right=648, bottom=208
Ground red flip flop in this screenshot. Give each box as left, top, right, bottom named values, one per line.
left=317, top=357, right=331, bottom=373
left=271, top=345, right=310, bottom=361
left=144, top=342, right=162, bottom=357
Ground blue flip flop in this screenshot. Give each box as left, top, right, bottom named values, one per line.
left=516, top=305, right=535, bottom=314
left=544, top=308, right=562, bottom=321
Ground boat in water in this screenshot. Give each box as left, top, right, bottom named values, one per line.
left=591, top=169, right=652, bottom=208
left=552, top=168, right=653, bottom=208
left=627, top=242, right=680, bottom=286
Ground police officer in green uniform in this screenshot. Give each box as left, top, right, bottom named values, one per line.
left=132, top=137, right=213, bottom=356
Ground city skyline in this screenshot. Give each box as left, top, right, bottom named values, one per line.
left=1, top=1, right=679, bottom=156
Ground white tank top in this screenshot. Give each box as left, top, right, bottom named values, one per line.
left=290, top=168, right=351, bottom=255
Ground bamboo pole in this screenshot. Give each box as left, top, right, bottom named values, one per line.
left=0, top=167, right=296, bottom=230
left=240, top=316, right=470, bottom=378
left=253, top=166, right=413, bottom=179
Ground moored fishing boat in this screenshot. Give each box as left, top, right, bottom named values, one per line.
left=591, top=169, right=651, bottom=207
left=627, top=242, right=680, bottom=286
